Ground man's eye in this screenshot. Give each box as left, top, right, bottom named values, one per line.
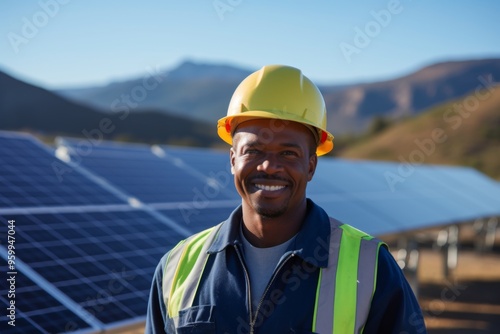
left=282, top=150, right=298, bottom=156
left=245, top=149, right=260, bottom=154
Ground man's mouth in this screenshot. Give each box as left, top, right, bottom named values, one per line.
left=254, top=184, right=286, bottom=192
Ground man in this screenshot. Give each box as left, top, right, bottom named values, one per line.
left=146, top=65, right=426, bottom=333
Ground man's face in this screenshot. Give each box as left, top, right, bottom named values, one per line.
left=230, top=119, right=318, bottom=219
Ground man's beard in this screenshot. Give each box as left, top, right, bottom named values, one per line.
left=254, top=201, right=288, bottom=219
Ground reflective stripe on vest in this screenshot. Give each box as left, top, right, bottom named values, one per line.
left=313, top=218, right=385, bottom=333
left=162, top=223, right=222, bottom=327
left=162, top=219, right=385, bottom=333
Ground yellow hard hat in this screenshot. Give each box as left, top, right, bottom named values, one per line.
left=217, top=65, right=334, bottom=155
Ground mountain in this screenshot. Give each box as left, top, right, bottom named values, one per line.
left=0, top=71, right=219, bottom=147
left=55, top=60, right=254, bottom=122
left=55, top=58, right=500, bottom=135
left=322, top=58, right=500, bottom=134
left=338, top=86, right=500, bottom=180
left=166, top=60, right=253, bottom=80
left=2, top=64, right=498, bottom=179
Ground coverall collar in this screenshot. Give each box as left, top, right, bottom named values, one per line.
left=207, top=198, right=331, bottom=268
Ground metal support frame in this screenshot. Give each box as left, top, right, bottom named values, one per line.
left=436, top=225, right=459, bottom=279
left=396, top=237, right=420, bottom=297
left=473, top=217, right=498, bottom=252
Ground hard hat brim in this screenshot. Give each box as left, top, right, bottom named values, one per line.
left=217, top=111, right=334, bottom=156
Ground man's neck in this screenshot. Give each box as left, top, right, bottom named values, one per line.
left=241, top=201, right=307, bottom=248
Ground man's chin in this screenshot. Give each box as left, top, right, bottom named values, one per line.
left=254, top=204, right=287, bottom=219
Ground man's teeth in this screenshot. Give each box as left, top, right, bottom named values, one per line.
left=255, top=184, right=286, bottom=191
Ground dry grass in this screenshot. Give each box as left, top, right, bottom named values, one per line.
left=411, top=235, right=500, bottom=333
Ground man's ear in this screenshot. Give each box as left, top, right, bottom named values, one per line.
left=230, top=147, right=236, bottom=175
left=307, top=153, right=318, bottom=181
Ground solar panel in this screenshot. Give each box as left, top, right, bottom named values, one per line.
left=309, top=158, right=500, bottom=234
left=0, top=258, right=92, bottom=334
left=57, top=138, right=237, bottom=204
left=418, top=165, right=500, bottom=211
left=0, top=208, right=185, bottom=330
left=162, top=145, right=239, bottom=198
left=157, top=206, right=237, bottom=234
left=350, top=161, right=499, bottom=223
left=0, top=132, right=125, bottom=208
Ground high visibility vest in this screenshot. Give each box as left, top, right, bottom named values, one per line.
left=162, top=218, right=386, bottom=333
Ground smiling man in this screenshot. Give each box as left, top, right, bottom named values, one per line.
left=146, top=65, right=426, bottom=333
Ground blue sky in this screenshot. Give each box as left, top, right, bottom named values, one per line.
left=1, top=0, right=499, bottom=89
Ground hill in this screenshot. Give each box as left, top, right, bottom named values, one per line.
left=338, top=86, right=500, bottom=179
left=323, top=58, right=500, bottom=134
left=0, top=71, right=219, bottom=147
left=55, top=58, right=500, bottom=135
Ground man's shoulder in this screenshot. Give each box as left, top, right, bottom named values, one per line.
left=155, top=222, right=224, bottom=278
left=328, top=216, right=384, bottom=244
left=183, top=223, right=222, bottom=243
left=165, top=222, right=225, bottom=260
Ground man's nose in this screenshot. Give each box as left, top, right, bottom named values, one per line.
left=257, top=154, right=283, bottom=174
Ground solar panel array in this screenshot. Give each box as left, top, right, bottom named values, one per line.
left=1, top=131, right=499, bottom=333
left=0, top=133, right=236, bottom=334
